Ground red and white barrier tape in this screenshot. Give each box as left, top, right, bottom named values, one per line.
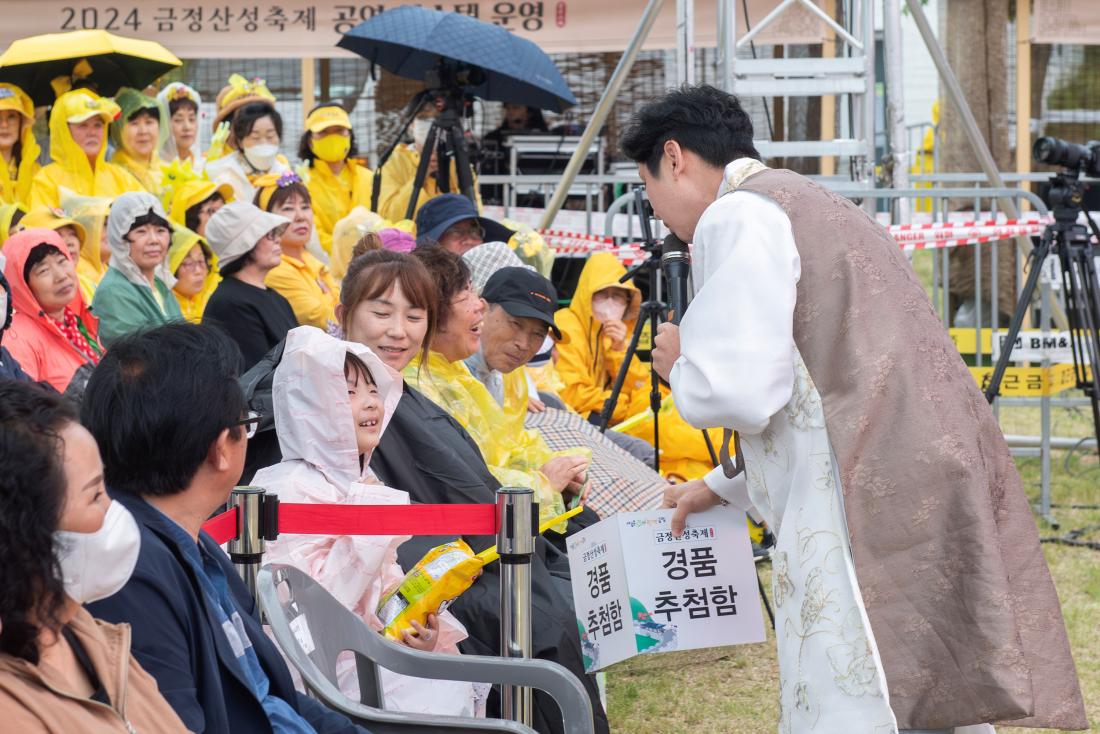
left=537, top=217, right=1051, bottom=261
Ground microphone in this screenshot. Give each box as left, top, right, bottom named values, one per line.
left=661, top=233, right=691, bottom=325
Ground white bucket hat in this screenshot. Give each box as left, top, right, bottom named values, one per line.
left=204, top=201, right=289, bottom=269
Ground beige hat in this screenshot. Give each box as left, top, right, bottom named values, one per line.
left=204, top=201, right=288, bottom=269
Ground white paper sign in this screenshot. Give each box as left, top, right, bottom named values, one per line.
left=990, top=330, right=1076, bottom=364
left=566, top=508, right=765, bottom=672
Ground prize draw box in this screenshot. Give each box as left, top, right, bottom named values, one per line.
left=567, top=507, right=765, bottom=672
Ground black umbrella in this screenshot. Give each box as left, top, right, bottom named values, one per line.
left=337, top=5, right=576, bottom=112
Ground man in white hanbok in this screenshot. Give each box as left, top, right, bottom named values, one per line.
left=621, top=85, right=1085, bottom=733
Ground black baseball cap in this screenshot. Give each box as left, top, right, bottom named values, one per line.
left=482, top=267, right=567, bottom=342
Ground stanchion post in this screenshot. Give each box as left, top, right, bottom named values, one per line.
left=496, top=487, right=536, bottom=726
left=227, top=486, right=266, bottom=599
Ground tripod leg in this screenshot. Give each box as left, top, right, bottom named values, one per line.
left=404, top=124, right=440, bottom=221
left=648, top=308, right=661, bottom=475
left=449, top=121, right=478, bottom=207
left=1066, top=245, right=1100, bottom=458
left=757, top=570, right=775, bottom=630
left=985, top=230, right=1053, bottom=402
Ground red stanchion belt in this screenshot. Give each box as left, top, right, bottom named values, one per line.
left=202, top=503, right=498, bottom=543
left=279, top=503, right=498, bottom=536
left=205, top=506, right=239, bottom=544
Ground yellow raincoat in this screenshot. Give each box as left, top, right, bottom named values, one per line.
left=167, top=177, right=234, bottom=230
left=304, top=158, right=374, bottom=256
left=0, top=202, right=27, bottom=241
left=168, top=226, right=219, bottom=323
left=329, top=206, right=385, bottom=282
left=405, top=350, right=572, bottom=529
left=264, top=250, right=339, bottom=330
left=109, top=89, right=166, bottom=195
left=554, top=252, right=722, bottom=480
left=0, top=84, right=40, bottom=206
left=30, top=90, right=142, bottom=209
left=61, top=192, right=112, bottom=304
left=375, top=144, right=479, bottom=224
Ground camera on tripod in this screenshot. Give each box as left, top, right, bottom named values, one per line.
left=1033, top=136, right=1100, bottom=178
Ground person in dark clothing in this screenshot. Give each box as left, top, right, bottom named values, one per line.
left=81, top=323, right=370, bottom=734
left=203, top=201, right=298, bottom=370
left=338, top=249, right=609, bottom=734
left=0, top=261, right=32, bottom=382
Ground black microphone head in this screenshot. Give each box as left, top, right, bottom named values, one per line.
left=661, top=233, right=689, bottom=260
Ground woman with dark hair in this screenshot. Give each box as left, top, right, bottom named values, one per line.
left=203, top=200, right=297, bottom=369
left=167, top=178, right=233, bottom=238
left=2, top=228, right=101, bottom=391
left=206, top=75, right=290, bottom=205
left=254, top=172, right=338, bottom=329
left=298, top=104, right=373, bottom=256
left=339, top=249, right=610, bottom=734
left=0, top=381, right=190, bottom=733
left=91, top=192, right=182, bottom=346
left=108, top=89, right=165, bottom=195
left=157, top=82, right=204, bottom=169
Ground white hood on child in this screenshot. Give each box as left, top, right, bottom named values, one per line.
left=271, top=325, right=402, bottom=489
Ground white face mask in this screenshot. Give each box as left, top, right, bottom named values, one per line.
left=591, top=292, right=628, bottom=323
left=55, top=500, right=141, bottom=604
left=243, top=143, right=280, bottom=172
left=412, top=118, right=434, bottom=150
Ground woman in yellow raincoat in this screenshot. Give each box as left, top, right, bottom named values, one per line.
left=554, top=252, right=723, bottom=480
left=0, top=202, right=27, bottom=240
left=60, top=192, right=112, bottom=303
left=0, top=84, right=40, bottom=206
left=167, top=225, right=219, bottom=323
left=166, top=177, right=233, bottom=238
left=30, top=89, right=142, bottom=209
left=109, top=88, right=166, bottom=195
left=21, top=207, right=85, bottom=263
left=299, top=104, right=373, bottom=256
left=255, top=172, right=339, bottom=329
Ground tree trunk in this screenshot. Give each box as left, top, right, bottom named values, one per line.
left=940, top=0, right=1016, bottom=325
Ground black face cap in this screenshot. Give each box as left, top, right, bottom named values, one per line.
left=481, top=266, right=566, bottom=342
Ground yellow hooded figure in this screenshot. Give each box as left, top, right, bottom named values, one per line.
left=30, top=89, right=142, bottom=209
left=0, top=84, right=41, bottom=206
left=167, top=225, right=219, bottom=323
left=0, top=202, right=28, bottom=241
left=109, top=88, right=168, bottom=195
left=554, top=252, right=723, bottom=481
left=300, top=104, right=374, bottom=256
left=60, top=191, right=113, bottom=303
left=166, top=174, right=234, bottom=236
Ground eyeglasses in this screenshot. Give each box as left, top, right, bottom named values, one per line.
left=235, top=411, right=262, bottom=439
left=177, top=258, right=209, bottom=273
left=444, top=223, right=485, bottom=241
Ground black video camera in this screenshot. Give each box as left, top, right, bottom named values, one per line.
left=1033, top=136, right=1100, bottom=178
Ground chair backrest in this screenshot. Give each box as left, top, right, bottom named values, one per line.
left=259, top=564, right=596, bottom=734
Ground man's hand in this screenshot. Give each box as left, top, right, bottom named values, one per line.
left=603, top=319, right=627, bottom=351
left=652, top=322, right=681, bottom=382
left=527, top=395, right=546, bottom=413
left=541, top=455, right=590, bottom=494
left=662, top=478, right=723, bottom=536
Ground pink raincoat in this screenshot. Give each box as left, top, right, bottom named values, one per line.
left=256, top=325, right=482, bottom=717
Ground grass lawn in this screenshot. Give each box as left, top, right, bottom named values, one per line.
left=605, top=402, right=1100, bottom=733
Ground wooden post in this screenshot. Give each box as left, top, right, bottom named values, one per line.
left=320, top=59, right=332, bottom=103
left=820, top=0, right=837, bottom=176
left=302, top=58, right=316, bottom=119
left=1015, top=0, right=1032, bottom=210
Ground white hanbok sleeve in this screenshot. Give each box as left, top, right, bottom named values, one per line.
left=670, top=190, right=800, bottom=436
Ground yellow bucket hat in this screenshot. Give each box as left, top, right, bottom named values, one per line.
left=22, top=206, right=88, bottom=244
left=169, top=179, right=235, bottom=226
left=305, top=105, right=351, bottom=134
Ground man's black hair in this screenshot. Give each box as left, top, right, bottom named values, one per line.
left=80, top=323, right=248, bottom=497
left=619, top=84, right=760, bottom=176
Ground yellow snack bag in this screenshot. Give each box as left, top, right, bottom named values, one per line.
left=376, top=505, right=587, bottom=641
left=377, top=539, right=484, bottom=642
